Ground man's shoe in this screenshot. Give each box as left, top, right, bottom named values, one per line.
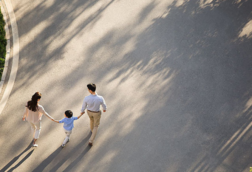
left=88, top=142, right=93, bottom=146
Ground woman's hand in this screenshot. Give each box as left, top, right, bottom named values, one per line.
left=22, top=117, right=26, bottom=121
left=51, top=119, right=59, bottom=123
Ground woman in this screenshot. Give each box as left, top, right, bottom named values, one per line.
left=22, top=92, right=54, bottom=147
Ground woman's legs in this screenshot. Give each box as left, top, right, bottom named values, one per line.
left=29, top=121, right=41, bottom=145
left=34, top=121, right=41, bottom=139
left=29, top=122, right=36, bottom=138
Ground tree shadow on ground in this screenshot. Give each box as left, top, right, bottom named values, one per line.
left=3, top=0, right=252, bottom=171
left=71, top=0, right=252, bottom=171
left=0, top=0, right=115, bottom=167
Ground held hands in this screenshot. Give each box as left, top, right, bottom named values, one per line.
left=78, top=113, right=84, bottom=119
left=51, top=118, right=59, bottom=123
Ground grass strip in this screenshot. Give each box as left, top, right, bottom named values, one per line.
left=0, top=8, right=7, bottom=79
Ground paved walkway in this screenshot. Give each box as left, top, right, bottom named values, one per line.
left=1, top=0, right=252, bottom=172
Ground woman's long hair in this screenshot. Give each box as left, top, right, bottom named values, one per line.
left=26, top=92, right=42, bottom=112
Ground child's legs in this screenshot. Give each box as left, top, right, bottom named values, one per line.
left=34, top=121, right=41, bottom=139
left=87, top=112, right=94, bottom=131
left=63, top=129, right=72, bottom=144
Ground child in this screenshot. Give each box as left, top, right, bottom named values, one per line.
left=53, top=110, right=83, bottom=147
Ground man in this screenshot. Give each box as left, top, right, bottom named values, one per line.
left=81, top=83, right=107, bottom=146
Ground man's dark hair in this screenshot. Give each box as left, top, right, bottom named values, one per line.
left=65, top=110, right=73, bottom=118
left=87, top=83, right=96, bottom=92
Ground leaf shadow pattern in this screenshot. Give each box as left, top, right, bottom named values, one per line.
left=3, top=0, right=252, bottom=171
left=75, top=0, right=252, bottom=171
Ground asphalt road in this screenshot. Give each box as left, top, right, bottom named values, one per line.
left=1, top=0, right=252, bottom=172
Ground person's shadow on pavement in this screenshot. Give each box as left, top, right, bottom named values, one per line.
left=31, top=146, right=62, bottom=172
left=50, top=132, right=91, bottom=172
left=32, top=132, right=91, bottom=172
left=0, top=141, right=34, bottom=172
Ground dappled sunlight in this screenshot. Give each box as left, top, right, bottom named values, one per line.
left=99, top=0, right=174, bottom=31
left=199, top=0, right=215, bottom=8
left=101, top=55, right=175, bottom=135
left=90, top=150, right=118, bottom=171
left=239, top=20, right=252, bottom=39
left=243, top=96, right=252, bottom=113
left=217, top=123, right=252, bottom=157
left=14, top=0, right=176, bottom=90
left=189, top=120, right=252, bottom=172
left=98, top=150, right=118, bottom=163
left=175, top=0, right=189, bottom=7
left=2, top=0, right=252, bottom=171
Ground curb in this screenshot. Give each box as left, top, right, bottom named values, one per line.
left=0, top=0, right=19, bottom=115
left=0, top=1, right=10, bottom=93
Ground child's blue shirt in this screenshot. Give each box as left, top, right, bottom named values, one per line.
left=59, top=117, right=78, bottom=131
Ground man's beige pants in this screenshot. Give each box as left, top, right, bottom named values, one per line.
left=87, top=110, right=101, bottom=143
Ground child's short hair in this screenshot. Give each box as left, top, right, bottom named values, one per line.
left=65, top=110, right=73, bottom=118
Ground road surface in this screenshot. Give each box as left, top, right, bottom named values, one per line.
left=1, top=0, right=252, bottom=171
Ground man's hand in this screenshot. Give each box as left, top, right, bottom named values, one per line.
left=81, top=112, right=85, bottom=115
left=103, top=110, right=106, bottom=112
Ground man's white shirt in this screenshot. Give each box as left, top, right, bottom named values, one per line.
left=81, top=93, right=107, bottom=112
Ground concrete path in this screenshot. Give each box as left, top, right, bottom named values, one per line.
left=1, top=0, right=252, bottom=172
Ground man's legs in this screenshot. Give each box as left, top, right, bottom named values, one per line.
left=88, top=111, right=101, bottom=144
left=88, top=114, right=94, bottom=132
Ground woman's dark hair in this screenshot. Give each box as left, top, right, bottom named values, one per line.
left=87, top=83, right=96, bottom=92
left=26, top=92, right=42, bottom=112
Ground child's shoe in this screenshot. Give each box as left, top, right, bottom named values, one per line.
left=61, top=139, right=69, bottom=148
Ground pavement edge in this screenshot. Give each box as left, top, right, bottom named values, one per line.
left=0, top=0, right=19, bottom=114
left=0, top=0, right=10, bottom=93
